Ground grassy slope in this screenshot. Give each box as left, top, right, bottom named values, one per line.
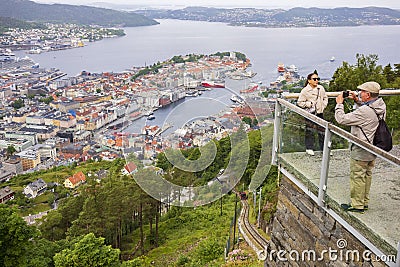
left=122, top=194, right=263, bottom=266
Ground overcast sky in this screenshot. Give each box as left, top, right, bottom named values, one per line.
left=33, top=0, right=400, bottom=9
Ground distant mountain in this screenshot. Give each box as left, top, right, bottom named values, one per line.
left=89, top=2, right=148, bottom=11
left=0, top=0, right=159, bottom=27
left=135, top=6, right=400, bottom=27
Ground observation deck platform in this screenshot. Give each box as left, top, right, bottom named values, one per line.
left=278, top=146, right=400, bottom=256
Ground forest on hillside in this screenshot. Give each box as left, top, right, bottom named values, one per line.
left=0, top=0, right=158, bottom=27
left=1, top=53, right=399, bottom=266
left=1, top=125, right=278, bottom=266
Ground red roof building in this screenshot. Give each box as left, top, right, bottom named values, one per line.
left=122, top=162, right=138, bottom=175
left=64, top=171, right=86, bottom=189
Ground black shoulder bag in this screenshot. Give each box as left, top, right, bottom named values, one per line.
left=359, top=106, right=392, bottom=152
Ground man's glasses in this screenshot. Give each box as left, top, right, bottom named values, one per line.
left=311, top=77, right=320, bottom=81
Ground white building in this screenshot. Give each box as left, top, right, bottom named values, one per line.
left=24, top=178, right=47, bottom=198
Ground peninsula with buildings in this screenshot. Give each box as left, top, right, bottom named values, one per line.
left=0, top=51, right=280, bottom=193
left=135, top=6, right=400, bottom=28
left=0, top=22, right=125, bottom=54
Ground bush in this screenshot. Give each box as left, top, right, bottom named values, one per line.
left=194, top=238, right=223, bottom=264
left=175, top=254, right=190, bottom=266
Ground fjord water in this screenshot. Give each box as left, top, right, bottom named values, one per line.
left=19, top=19, right=400, bottom=134
left=21, top=19, right=400, bottom=82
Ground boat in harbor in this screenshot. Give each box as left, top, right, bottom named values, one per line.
left=28, top=48, right=42, bottom=54
left=230, top=94, right=244, bottom=104
left=186, top=90, right=198, bottom=97
left=145, top=110, right=154, bottom=116
left=330, top=56, right=335, bottom=62
left=201, top=81, right=225, bottom=88
left=285, top=64, right=298, bottom=73
left=277, top=63, right=285, bottom=73
left=243, top=70, right=257, bottom=78
left=147, top=114, right=155, bottom=120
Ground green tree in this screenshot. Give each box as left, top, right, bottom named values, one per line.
left=155, top=152, right=172, bottom=171
left=26, top=238, right=63, bottom=267
left=329, top=54, right=386, bottom=93
left=39, top=96, right=54, bottom=104
left=11, top=99, right=24, bottom=109
left=39, top=195, right=85, bottom=241
left=171, top=55, right=184, bottom=63
left=6, top=145, right=16, bottom=158
left=241, top=116, right=252, bottom=126
left=385, top=95, right=400, bottom=143
left=252, top=118, right=259, bottom=127
left=0, top=205, right=37, bottom=267
left=38, top=210, right=65, bottom=241
left=326, top=54, right=388, bottom=126
left=54, top=233, right=120, bottom=267
left=324, top=53, right=400, bottom=143
left=383, top=63, right=396, bottom=83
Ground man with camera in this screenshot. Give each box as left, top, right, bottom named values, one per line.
left=335, top=81, right=386, bottom=213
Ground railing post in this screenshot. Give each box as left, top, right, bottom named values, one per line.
left=257, top=186, right=262, bottom=227
left=318, top=126, right=332, bottom=207
left=272, top=100, right=282, bottom=165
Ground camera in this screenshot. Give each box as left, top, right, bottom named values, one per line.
left=342, top=91, right=350, bottom=98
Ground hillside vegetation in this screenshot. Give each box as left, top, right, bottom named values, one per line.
left=0, top=0, right=158, bottom=27
left=1, top=125, right=277, bottom=266
left=0, top=16, right=46, bottom=34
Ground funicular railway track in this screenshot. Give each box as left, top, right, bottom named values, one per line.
left=237, top=195, right=269, bottom=257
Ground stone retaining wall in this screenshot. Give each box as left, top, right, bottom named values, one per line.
left=265, top=173, right=389, bottom=267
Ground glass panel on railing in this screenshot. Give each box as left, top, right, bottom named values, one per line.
left=280, top=103, right=306, bottom=154
left=276, top=98, right=400, bottom=255
left=326, top=134, right=400, bottom=250
left=326, top=132, right=354, bottom=206
left=279, top=104, right=324, bottom=192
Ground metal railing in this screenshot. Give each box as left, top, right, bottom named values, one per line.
left=281, top=89, right=400, bottom=99
left=272, top=97, right=400, bottom=267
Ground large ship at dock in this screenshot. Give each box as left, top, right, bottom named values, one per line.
left=0, top=53, right=36, bottom=74
left=201, top=81, right=225, bottom=88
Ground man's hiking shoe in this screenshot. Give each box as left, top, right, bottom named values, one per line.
left=341, top=203, right=365, bottom=214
